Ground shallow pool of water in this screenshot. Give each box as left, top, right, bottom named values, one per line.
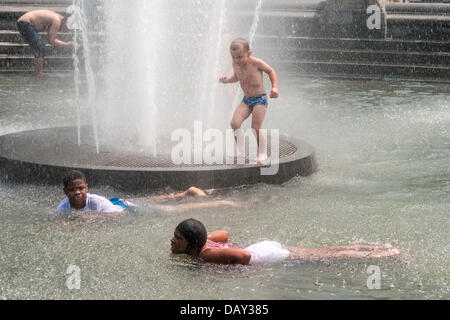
left=0, top=73, right=449, bottom=299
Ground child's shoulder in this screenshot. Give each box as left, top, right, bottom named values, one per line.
left=250, top=56, right=269, bottom=67
left=249, top=56, right=264, bottom=63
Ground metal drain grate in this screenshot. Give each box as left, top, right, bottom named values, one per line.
left=0, top=127, right=299, bottom=169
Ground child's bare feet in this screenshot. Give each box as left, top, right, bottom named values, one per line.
left=256, top=154, right=270, bottom=165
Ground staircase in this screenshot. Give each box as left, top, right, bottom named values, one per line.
left=1, top=0, right=450, bottom=82
left=252, top=1, right=450, bottom=82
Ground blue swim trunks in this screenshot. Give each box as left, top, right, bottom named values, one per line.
left=109, top=197, right=135, bottom=211
left=242, top=93, right=268, bottom=111
left=16, top=21, right=47, bottom=58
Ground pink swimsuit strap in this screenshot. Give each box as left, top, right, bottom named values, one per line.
left=200, top=239, right=234, bottom=254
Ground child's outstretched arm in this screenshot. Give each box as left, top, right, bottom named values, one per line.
left=257, top=60, right=279, bottom=98
left=219, top=73, right=238, bottom=84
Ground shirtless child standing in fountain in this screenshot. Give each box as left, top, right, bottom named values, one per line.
left=219, top=38, right=279, bottom=163
left=17, top=10, right=73, bottom=76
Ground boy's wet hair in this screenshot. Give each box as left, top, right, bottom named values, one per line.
left=230, top=38, right=250, bottom=52
left=176, top=218, right=207, bottom=253
left=63, top=170, right=86, bottom=188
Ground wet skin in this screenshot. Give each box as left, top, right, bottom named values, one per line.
left=64, top=179, right=88, bottom=210
left=171, top=229, right=188, bottom=254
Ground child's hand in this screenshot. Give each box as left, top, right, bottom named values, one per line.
left=270, top=88, right=279, bottom=98
left=219, top=77, right=227, bottom=83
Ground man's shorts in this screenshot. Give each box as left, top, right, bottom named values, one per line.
left=16, top=21, right=47, bottom=58
left=242, top=94, right=268, bottom=112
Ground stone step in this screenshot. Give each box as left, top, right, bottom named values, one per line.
left=274, top=59, right=450, bottom=79
left=386, top=14, right=450, bottom=40
left=3, top=51, right=448, bottom=77
left=0, top=41, right=102, bottom=55
left=5, top=44, right=448, bottom=66
left=0, top=54, right=93, bottom=70
left=0, top=30, right=103, bottom=42
left=0, top=67, right=73, bottom=74
left=0, top=41, right=67, bottom=55
left=255, top=35, right=450, bottom=53
left=0, top=0, right=72, bottom=4
left=282, top=71, right=450, bottom=84
left=0, top=4, right=68, bottom=15
left=258, top=47, right=450, bottom=66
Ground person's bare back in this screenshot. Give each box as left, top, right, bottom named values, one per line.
left=18, top=9, right=71, bottom=47
left=17, top=9, right=72, bottom=76
left=18, top=10, right=63, bottom=32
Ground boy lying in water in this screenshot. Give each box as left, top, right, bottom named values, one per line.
left=54, top=170, right=237, bottom=220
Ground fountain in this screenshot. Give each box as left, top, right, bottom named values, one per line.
left=0, top=0, right=316, bottom=191
left=0, top=0, right=449, bottom=301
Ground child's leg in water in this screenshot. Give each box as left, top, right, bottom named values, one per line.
left=176, top=186, right=207, bottom=197
left=169, top=200, right=238, bottom=212
left=284, top=244, right=400, bottom=261
left=148, top=187, right=207, bottom=202
left=316, top=244, right=394, bottom=252
left=339, top=248, right=400, bottom=258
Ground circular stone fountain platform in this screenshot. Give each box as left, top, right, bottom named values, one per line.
left=0, top=126, right=316, bottom=192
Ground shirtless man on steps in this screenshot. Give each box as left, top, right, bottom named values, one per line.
left=17, top=10, right=73, bottom=76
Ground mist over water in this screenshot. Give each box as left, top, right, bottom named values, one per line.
left=95, top=0, right=269, bottom=154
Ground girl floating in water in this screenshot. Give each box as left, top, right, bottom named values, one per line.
left=170, top=218, right=400, bottom=265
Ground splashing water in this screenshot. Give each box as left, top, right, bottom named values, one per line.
left=200, top=0, right=228, bottom=130
left=68, top=2, right=81, bottom=145
left=74, top=0, right=268, bottom=155
left=249, top=0, right=264, bottom=48
left=69, top=0, right=99, bottom=153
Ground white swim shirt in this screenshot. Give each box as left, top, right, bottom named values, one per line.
left=55, top=193, right=124, bottom=214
